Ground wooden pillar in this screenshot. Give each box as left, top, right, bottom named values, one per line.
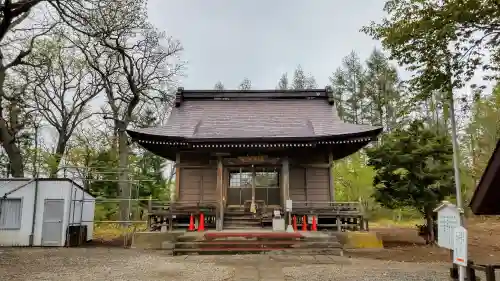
left=174, top=152, right=180, bottom=202
left=282, top=157, right=290, bottom=210
left=251, top=165, right=256, bottom=213
left=328, top=151, right=335, bottom=202
left=216, top=157, right=224, bottom=231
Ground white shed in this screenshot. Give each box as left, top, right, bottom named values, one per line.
left=0, top=178, right=95, bottom=247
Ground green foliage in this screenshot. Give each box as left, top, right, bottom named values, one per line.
left=362, top=0, right=500, bottom=95
left=330, top=49, right=402, bottom=131
left=366, top=120, right=455, bottom=214
left=461, top=83, right=500, bottom=204
left=291, top=65, right=317, bottom=90
left=334, top=153, right=375, bottom=202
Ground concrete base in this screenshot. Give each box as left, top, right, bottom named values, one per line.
left=336, top=231, right=383, bottom=249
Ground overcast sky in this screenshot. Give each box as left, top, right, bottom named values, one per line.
left=147, top=0, right=388, bottom=90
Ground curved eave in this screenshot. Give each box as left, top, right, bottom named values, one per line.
left=127, top=127, right=382, bottom=145
left=128, top=127, right=382, bottom=161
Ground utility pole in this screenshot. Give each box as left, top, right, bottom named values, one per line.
left=33, top=124, right=39, bottom=178
left=448, top=79, right=465, bottom=281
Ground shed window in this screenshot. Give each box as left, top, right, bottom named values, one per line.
left=0, top=198, right=22, bottom=229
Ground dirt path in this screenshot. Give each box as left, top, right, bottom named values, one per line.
left=349, top=218, right=500, bottom=264
left=0, top=248, right=450, bottom=281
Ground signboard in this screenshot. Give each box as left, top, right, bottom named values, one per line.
left=285, top=199, right=292, bottom=212
left=238, top=156, right=266, bottom=162
left=436, top=204, right=460, bottom=249
left=225, top=155, right=280, bottom=165
left=453, top=226, right=468, bottom=266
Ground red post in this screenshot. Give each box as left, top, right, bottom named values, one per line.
left=302, top=215, right=308, bottom=231
left=311, top=216, right=317, bottom=231
left=198, top=213, right=205, bottom=231
left=292, top=215, right=298, bottom=231
left=188, top=214, right=195, bottom=231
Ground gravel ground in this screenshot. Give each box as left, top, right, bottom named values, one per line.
left=0, top=248, right=454, bottom=281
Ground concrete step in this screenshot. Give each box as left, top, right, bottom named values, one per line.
left=267, top=248, right=344, bottom=255
left=224, top=225, right=263, bottom=230
left=174, top=241, right=340, bottom=248
left=224, top=222, right=262, bottom=227
left=224, top=215, right=261, bottom=220
left=204, top=232, right=304, bottom=239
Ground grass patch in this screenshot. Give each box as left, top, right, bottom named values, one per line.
left=94, top=223, right=148, bottom=241
left=370, top=218, right=423, bottom=228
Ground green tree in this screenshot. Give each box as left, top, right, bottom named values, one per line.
left=361, top=0, right=500, bottom=97
left=364, top=48, right=401, bottom=130
left=462, top=84, right=500, bottom=202
left=330, top=51, right=366, bottom=124
left=291, top=65, right=316, bottom=90
left=366, top=121, right=455, bottom=243
left=334, top=153, right=377, bottom=217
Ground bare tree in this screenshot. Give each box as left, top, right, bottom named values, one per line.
left=239, top=77, right=252, bottom=90
left=277, top=73, right=289, bottom=90
left=25, top=34, right=103, bottom=177
left=0, top=1, right=57, bottom=176
left=214, top=81, right=224, bottom=91
left=61, top=0, right=183, bottom=220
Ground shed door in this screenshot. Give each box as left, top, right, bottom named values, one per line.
left=41, top=199, right=65, bottom=246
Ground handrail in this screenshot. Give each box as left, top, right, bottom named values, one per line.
left=459, top=261, right=500, bottom=281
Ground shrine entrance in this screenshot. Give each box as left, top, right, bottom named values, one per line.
left=227, top=166, right=280, bottom=207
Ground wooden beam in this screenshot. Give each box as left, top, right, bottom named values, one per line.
left=328, top=151, right=335, bottom=202
left=216, top=157, right=224, bottom=231
left=304, top=167, right=308, bottom=202
left=282, top=157, right=290, bottom=210
left=296, top=164, right=329, bottom=168
left=174, top=153, right=180, bottom=202
left=223, top=167, right=228, bottom=208
left=251, top=165, right=256, bottom=212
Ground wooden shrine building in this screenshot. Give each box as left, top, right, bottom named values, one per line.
left=128, top=87, right=382, bottom=231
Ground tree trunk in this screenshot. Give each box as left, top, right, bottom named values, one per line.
left=425, top=210, right=435, bottom=244
left=0, top=118, right=23, bottom=177
left=49, top=136, right=67, bottom=178
left=117, top=127, right=130, bottom=224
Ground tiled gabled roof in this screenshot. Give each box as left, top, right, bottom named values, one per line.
left=128, top=88, right=382, bottom=141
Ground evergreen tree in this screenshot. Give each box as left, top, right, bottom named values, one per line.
left=364, top=49, right=400, bottom=130
left=291, top=65, right=317, bottom=90
left=366, top=120, right=454, bottom=243
left=330, top=51, right=366, bottom=124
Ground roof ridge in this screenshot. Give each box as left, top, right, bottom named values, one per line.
left=174, top=86, right=335, bottom=107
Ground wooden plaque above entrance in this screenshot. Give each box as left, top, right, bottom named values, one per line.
left=224, top=155, right=280, bottom=165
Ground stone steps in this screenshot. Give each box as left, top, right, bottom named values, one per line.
left=224, top=212, right=262, bottom=229
left=173, top=232, right=343, bottom=256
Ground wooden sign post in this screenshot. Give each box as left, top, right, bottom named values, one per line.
left=434, top=201, right=463, bottom=281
